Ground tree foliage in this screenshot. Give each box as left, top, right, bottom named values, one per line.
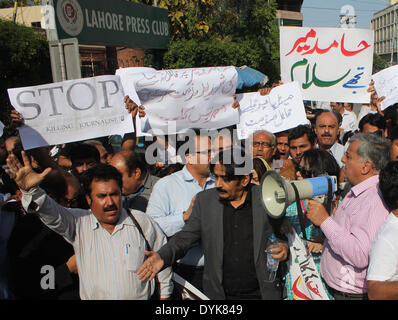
left=0, top=18, right=52, bottom=137
left=0, top=0, right=42, bottom=8
left=373, top=53, right=389, bottom=74
left=131, top=0, right=280, bottom=82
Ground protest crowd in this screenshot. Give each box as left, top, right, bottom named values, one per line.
left=1, top=50, right=398, bottom=301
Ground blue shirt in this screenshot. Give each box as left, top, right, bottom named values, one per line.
left=146, top=166, right=215, bottom=266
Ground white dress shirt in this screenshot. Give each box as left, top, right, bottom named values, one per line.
left=341, top=110, right=358, bottom=133
left=329, top=141, right=345, bottom=168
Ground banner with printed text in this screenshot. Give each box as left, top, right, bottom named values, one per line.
left=280, top=26, right=374, bottom=103
left=7, top=75, right=133, bottom=150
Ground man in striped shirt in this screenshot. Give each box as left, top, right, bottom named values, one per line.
left=306, top=133, right=390, bottom=300
left=6, top=152, right=173, bottom=300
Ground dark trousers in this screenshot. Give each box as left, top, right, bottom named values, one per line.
left=326, top=284, right=368, bottom=300
left=171, top=262, right=204, bottom=300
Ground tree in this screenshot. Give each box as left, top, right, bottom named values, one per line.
left=0, top=18, right=52, bottom=138
left=0, top=0, right=42, bottom=8
left=134, top=0, right=280, bottom=82
left=373, top=53, right=389, bottom=74
left=130, top=0, right=217, bottom=41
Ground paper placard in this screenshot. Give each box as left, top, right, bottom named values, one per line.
left=280, top=26, right=374, bottom=103
left=372, top=64, right=398, bottom=111
left=116, top=66, right=239, bottom=135
left=7, top=75, right=133, bottom=150
left=236, top=82, right=308, bottom=140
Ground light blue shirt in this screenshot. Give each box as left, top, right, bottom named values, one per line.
left=146, top=166, right=215, bottom=266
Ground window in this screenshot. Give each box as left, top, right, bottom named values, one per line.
left=31, top=21, right=41, bottom=28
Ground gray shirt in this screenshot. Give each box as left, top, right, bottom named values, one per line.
left=124, top=173, right=159, bottom=212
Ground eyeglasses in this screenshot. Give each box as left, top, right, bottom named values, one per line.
left=253, top=141, right=273, bottom=148
left=195, top=149, right=212, bottom=155
left=298, top=166, right=314, bottom=179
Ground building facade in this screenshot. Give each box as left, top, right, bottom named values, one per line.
left=372, top=0, right=398, bottom=65
left=0, top=5, right=145, bottom=79
left=276, top=0, right=303, bottom=27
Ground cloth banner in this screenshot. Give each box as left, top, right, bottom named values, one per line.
left=7, top=75, right=133, bottom=150
left=287, top=230, right=330, bottom=300
left=116, top=66, right=239, bottom=135
left=236, top=81, right=308, bottom=140
left=280, top=26, right=374, bottom=103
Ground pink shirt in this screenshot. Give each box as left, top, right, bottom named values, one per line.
left=320, top=175, right=389, bottom=294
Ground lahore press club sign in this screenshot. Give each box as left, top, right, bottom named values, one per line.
left=53, top=0, right=170, bottom=49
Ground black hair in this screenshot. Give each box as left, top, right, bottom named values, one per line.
left=123, top=151, right=148, bottom=178
left=11, top=142, right=44, bottom=173
left=252, top=157, right=267, bottom=182
left=359, top=113, right=386, bottom=132
left=40, top=170, right=68, bottom=202
left=10, top=141, right=24, bottom=165
left=313, top=109, right=342, bottom=126
left=210, top=147, right=251, bottom=182
left=300, top=149, right=340, bottom=179
left=80, top=163, right=122, bottom=197
left=288, top=124, right=316, bottom=146
left=384, top=103, right=398, bottom=126
left=388, top=125, right=398, bottom=141
left=70, top=143, right=100, bottom=165
left=379, top=161, right=398, bottom=211
left=342, top=130, right=357, bottom=146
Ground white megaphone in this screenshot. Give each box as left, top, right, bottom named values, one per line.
left=260, top=170, right=337, bottom=219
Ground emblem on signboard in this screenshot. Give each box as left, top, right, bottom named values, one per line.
left=56, top=0, right=84, bottom=36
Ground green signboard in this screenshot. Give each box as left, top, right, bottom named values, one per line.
left=53, top=0, right=170, bottom=49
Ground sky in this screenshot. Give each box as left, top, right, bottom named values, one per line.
left=302, top=0, right=391, bottom=29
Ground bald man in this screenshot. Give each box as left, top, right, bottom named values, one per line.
left=110, top=150, right=159, bottom=212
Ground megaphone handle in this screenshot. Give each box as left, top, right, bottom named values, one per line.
left=291, top=182, right=308, bottom=241
left=324, top=177, right=333, bottom=216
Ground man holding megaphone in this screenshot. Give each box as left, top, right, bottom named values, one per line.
left=305, top=133, right=390, bottom=300
left=263, top=149, right=341, bottom=300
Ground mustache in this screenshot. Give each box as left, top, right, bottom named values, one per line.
left=103, top=204, right=118, bottom=212
left=321, top=133, right=332, bottom=137
left=217, top=187, right=227, bottom=193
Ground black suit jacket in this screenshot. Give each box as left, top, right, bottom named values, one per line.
left=158, top=184, right=284, bottom=300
